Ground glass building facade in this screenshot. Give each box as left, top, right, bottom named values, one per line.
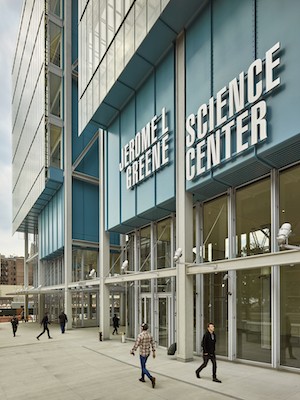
left=12, top=0, right=300, bottom=373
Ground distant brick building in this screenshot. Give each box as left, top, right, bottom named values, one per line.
left=0, top=256, right=32, bottom=286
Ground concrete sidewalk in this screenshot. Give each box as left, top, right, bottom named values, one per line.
left=0, top=321, right=299, bottom=400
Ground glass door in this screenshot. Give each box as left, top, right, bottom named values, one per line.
left=140, top=295, right=151, bottom=329
left=157, top=294, right=172, bottom=348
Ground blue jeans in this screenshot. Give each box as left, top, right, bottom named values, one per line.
left=140, top=355, right=152, bottom=380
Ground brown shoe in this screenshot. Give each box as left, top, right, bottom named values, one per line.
left=151, top=377, right=156, bottom=388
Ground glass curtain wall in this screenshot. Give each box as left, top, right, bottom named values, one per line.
left=71, top=249, right=98, bottom=282
left=157, top=218, right=172, bottom=292
left=236, top=267, right=271, bottom=363
left=78, top=0, right=170, bottom=133
left=236, top=178, right=271, bottom=363
left=279, top=164, right=300, bottom=368
left=140, top=226, right=151, bottom=293
left=202, top=195, right=228, bottom=356
left=236, top=178, right=271, bottom=257
left=280, top=264, right=300, bottom=367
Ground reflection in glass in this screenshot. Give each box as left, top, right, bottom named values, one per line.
left=280, top=264, right=300, bottom=368
left=49, top=0, right=61, bottom=18
left=49, top=72, right=61, bottom=117
left=72, top=249, right=98, bottom=282
left=157, top=218, right=172, bottom=293
left=236, top=178, right=270, bottom=257
left=236, top=268, right=271, bottom=363
left=49, top=22, right=61, bottom=67
left=203, top=273, right=228, bottom=356
left=49, top=124, right=62, bottom=168
left=279, top=165, right=300, bottom=248
left=203, top=195, right=227, bottom=262
left=140, top=226, right=151, bottom=293
left=159, top=297, right=168, bottom=347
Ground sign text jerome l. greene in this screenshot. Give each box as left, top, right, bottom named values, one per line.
left=119, top=107, right=169, bottom=190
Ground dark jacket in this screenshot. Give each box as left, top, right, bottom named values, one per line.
left=41, top=315, right=50, bottom=327
left=201, top=330, right=216, bottom=354
left=59, top=312, right=68, bottom=323
left=113, top=316, right=119, bottom=328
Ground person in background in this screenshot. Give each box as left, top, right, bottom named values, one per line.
left=112, top=313, right=119, bottom=335
left=58, top=311, right=68, bottom=334
left=11, top=315, right=19, bottom=337
left=36, top=312, right=52, bottom=340
left=195, top=322, right=222, bottom=383
left=130, top=323, right=156, bottom=388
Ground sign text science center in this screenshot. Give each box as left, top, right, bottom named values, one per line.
left=186, top=42, right=281, bottom=181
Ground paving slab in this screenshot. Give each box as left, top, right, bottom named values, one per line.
left=0, top=322, right=299, bottom=400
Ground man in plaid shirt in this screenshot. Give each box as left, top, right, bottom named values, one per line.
left=130, top=323, right=156, bottom=388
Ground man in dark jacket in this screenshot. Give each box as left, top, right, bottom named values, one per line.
left=36, top=312, right=52, bottom=340
left=59, top=311, right=68, bottom=333
left=195, top=322, right=221, bottom=383
left=11, top=315, right=19, bottom=337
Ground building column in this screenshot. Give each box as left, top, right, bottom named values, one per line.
left=37, top=259, right=45, bottom=320
left=176, top=31, right=194, bottom=362
left=99, top=129, right=110, bottom=339
left=271, top=168, right=280, bottom=368
left=64, top=0, right=73, bottom=327
left=24, top=232, right=29, bottom=320
left=228, top=188, right=237, bottom=360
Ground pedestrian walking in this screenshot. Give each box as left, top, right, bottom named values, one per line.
left=130, top=323, right=156, bottom=388
left=11, top=315, right=19, bottom=337
left=195, top=322, right=222, bottom=383
left=58, top=311, right=68, bottom=333
left=112, top=313, right=119, bottom=335
left=36, top=312, right=52, bottom=340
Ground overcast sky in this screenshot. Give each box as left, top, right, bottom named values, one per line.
left=0, top=0, right=24, bottom=257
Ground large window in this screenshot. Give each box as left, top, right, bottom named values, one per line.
left=279, top=165, right=300, bottom=368
left=140, top=226, right=151, bottom=293
left=236, top=268, right=271, bottom=363
left=49, top=124, right=62, bottom=168
left=139, top=226, right=151, bottom=272
left=280, top=264, right=300, bottom=367
left=203, top=272, right=228, bottom=356
left=157, top=218, right=172, bottom=293
left=236, top=178, right=271, bottom=257
left=49, top=21, right=62, bottom=67
left=49, top=72, right=61, bottom=118
left=203, top=195, right=228, bottom=262
left=72, top=249, right=98, bottom=282
left=279, top=164, right=300, bottom=247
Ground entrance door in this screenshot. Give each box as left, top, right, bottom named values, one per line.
left=157, top=294, right=172, bottom=348
left=141, top=295, right=151, bottom=328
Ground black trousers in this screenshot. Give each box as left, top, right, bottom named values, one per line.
left=37, top=326, right=51, bottom=338
left=196, top=353, right=217, bottom=378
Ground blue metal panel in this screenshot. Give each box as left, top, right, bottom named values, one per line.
left=186, top=1, right=211, bottom=116
left=39, top=187, right=64, bottom=259
left=76, top=140, right=99, bottom=177
left=256, top=0, right=300, bottom=148
left=136, top=73, right=156, bottom=214
left=72, top=180, right=99, bottom=242
left=213, top=0, right=253, bottom=94
left=155, top=50, right=175, bottom=205
left=109, top=232, right=120, bottom=246
left=72, top=0, right=78, bottom=63
left=57, top=187, right=64, bottom=247
left=120, top=98, right=136, bottom=223
left=185, top=0, right=300, bottom=198
left=106, top=118, right=121, bottom=229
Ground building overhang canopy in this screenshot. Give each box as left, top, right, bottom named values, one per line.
left=16, top=167, right=63, bottom=234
